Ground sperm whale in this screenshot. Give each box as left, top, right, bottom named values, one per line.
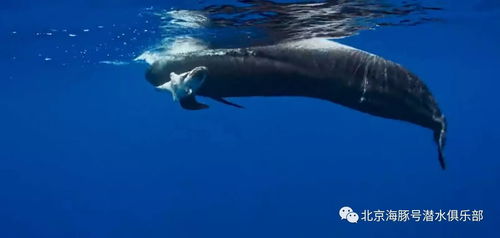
left=145, top=38, right=447, bottom=169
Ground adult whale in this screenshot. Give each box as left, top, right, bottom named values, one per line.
left=145, top=38, right=447, bottom=169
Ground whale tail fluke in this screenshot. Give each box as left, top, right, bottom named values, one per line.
left=433, top=115, right=447, bottom=170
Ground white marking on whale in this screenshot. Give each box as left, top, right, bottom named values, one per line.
left=156, top=66, right=208, bottom=101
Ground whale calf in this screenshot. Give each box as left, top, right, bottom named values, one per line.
left=145, top=38, right=447, bottom=169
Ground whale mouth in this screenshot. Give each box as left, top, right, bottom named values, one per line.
left=155, top=66, right=208, bottom=102
left=186, top=66, right=208, bottom=83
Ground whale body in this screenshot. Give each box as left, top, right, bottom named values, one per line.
left=145, top=38, right=447, bottom=169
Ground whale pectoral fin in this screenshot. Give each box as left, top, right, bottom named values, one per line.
left=211, top=97, right=244, bottom=109
left=180, top=95, right=209, bottom=110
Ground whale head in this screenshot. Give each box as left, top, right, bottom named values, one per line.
left=156, top=66, right=208, bottom=101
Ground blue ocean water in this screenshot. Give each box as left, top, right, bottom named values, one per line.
left=1, top=0, right=499, bottom=237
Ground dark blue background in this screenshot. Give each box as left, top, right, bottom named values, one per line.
left=1, top=0, right=499, bottom=237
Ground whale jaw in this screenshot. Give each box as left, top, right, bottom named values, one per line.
left=155, top=66, right=209, bottom=110
left=156, top=66, right=208, bottom=100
